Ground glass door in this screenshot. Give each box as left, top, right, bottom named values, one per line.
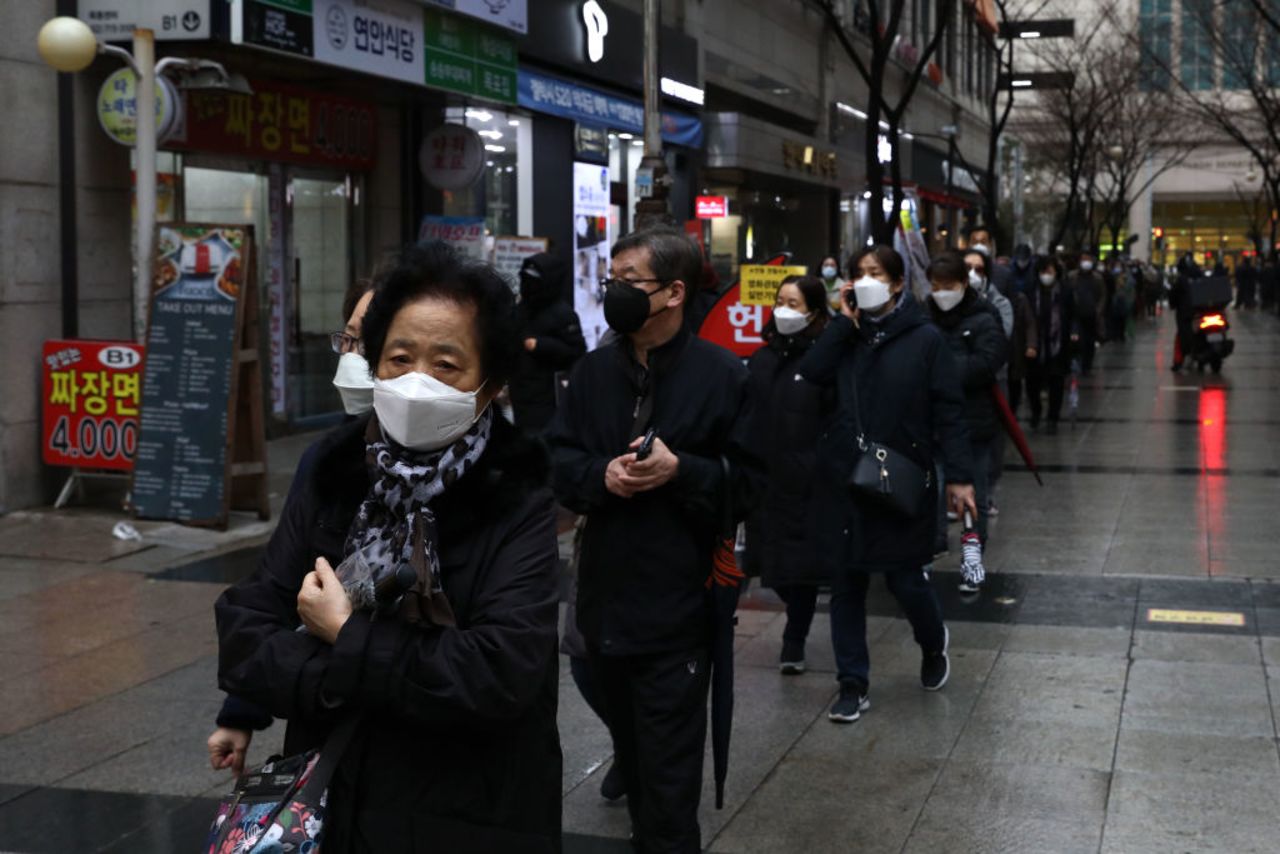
left=288, top=170, right=353, bottom=422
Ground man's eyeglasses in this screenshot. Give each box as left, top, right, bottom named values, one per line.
left=330, top=332, right=363, bottom=355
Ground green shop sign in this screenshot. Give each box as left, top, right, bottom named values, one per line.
left=424, top=9, right=517, bottom=104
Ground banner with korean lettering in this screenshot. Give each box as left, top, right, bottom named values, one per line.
left=42, top=340, right=145, bottom=472
left=740, top=264, right=808, bottom=306
left=418, top=215, right=487, bottom=260
left=697, top=256, right=792, bottom=359
left=313, top=0, right=423, bottom=86
left=168, top=79, right=376, bottom=171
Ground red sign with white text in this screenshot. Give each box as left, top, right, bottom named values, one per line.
left=167, top=79, right=377, bottom=171
left=696, top=196, right=730, bottom=218
left=697, top=255, right=790, bottom=358
left=41, top=340, right=145, bottom=471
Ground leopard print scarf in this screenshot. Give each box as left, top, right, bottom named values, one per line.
left=343, top=410, right=492, bottom=626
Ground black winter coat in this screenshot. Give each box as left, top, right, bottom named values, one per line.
left=215, top=415, right=563, bottom=853
left=509, top=298, right=587, bottom=432
left=546, top=327, right=763, bottom=656
left=798, top=296, right=974, bottom=574
left=743, top=330, right=835, bottom=588
left=1026, top=282, right=1077, bottom=376
left=929, top=289, right=1009, bottom=442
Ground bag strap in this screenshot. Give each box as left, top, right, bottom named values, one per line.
left=296, top=715, right=362, bottom=802
left=847, top=356, right=867, bottom=449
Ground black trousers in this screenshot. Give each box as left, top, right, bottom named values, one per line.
left=1076, top=317, right=1098, bottom=372
left=593, top=647, right=711, bottom=854
left=1025, top=363, right=1065, bottom=423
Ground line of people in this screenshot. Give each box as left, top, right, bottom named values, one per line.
left=209, top=226, right=1142, bottom=853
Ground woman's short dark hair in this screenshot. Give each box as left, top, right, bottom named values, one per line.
left=927, top=251, right=969, bottom=285
left=819, top=255, right=841, bottom=274
left=780, top=275, right=830, bottom=315
left=963, top=248, right=991, bottom=276
left=611, top=226, right=703, bottom=293
left=1034, top=255, right=1063, bottom=279
left=361, top=241, right=521, bottom=388
left=850, top=245, right=905, bottom=283
left=341, top=278, right=375, bottom=325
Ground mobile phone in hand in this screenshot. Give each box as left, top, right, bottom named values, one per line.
left=635, top=427, right=658, bottom=461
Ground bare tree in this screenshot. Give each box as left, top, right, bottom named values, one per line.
left=1137, top=0, right=1280, bottom=251
left=812, top=0, right=958, bottom=244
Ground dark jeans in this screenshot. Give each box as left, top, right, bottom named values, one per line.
left=774, top=584, right=819, bottom=646
left=593, top=647, right=711, bottom=854
left=570, top=655, right=611, bottom=727
left=830, top=565, right=946, bottom=691
left=1025, top=363, right=1065, bottom=423
left=1076, top=317, right=1098, bottom=372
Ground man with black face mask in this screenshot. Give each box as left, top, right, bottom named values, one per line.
left=507, top=253, right=586, bottom=432
left=546, top=227, right=762, bottom=854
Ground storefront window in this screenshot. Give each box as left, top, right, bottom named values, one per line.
left=442, top=107, right=533, bottom=238
left=608, top=133, right=645, bottom=235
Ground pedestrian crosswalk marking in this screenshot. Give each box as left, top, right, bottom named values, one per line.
left=1146, top=608, right=1245, bottom=627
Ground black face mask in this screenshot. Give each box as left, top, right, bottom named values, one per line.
left=604, top=280, right=670, bottom=334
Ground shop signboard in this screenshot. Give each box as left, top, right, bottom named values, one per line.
left=243, top=0, right=316, bottom=56
left=97, top=68, right=182, bottom=147
left=697, top=255, right=791, bottom=358
left=41, top=340, right=145, bottom=471
left=740, top=264, right=808, bottom=306
left=574, top=124, right=609, bottom=164
left=79, top=0, right=212, bottom=41
left=131, top=224, right=254, bottom=524
left=423, top=8, right=518, bottom=104
left=696, top=196, right=729, bottom=219
left=517, top=69, right=703, bottom=147
left=313, top=0, right=423, bottom=85
left=493, top=236, right=549, bottom=291
left=419, top=123, right=486, bottom=190
left=419, top=215, right=487, bottom=260
left=573, top=162, right=612, bottom=349
left=168, top=79, right=376, bottom=171
left=420, top=0, right=527, bottom=35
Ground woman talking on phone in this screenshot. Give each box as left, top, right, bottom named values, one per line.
left=798, top=245, right=976, bottom=724
left=213, top=242, right=563, bottom=852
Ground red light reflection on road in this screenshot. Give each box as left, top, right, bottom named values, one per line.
left=1199, top=387, right=1227, bottom=548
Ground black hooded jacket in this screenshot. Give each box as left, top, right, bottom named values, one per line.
left=798, top=296, right=974, bottom=573
left=509, top=253, right=587, bottom=432
left=214, top=415, right=563, bottom=853
left=929, top=288, right=1009, bottom=442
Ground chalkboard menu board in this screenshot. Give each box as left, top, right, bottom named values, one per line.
left=131, top=224, right=252, bottom=525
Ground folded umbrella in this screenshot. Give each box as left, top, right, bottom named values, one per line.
left=707, top=536, right=743, bottom=810
left=990, top=383, right=1043, bottom=486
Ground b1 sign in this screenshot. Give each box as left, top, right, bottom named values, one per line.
left=696, top=196, right=729, bottom=218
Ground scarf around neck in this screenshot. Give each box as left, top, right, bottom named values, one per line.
left=341, top=409, right=493, bottom=626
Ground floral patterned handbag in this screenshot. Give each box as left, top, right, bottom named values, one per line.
left=204, top=717, right=359, bottom=854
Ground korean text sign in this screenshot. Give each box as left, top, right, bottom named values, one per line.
left=42, top=340, right=145, bottom=471
left=169, top=79, right=376, bottom=171
left=740, top=265, right=809, bottom=306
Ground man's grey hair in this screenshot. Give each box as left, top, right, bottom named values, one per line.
left=612, top=227, right=703, bottom=293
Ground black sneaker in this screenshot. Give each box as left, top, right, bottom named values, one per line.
left=921, top=626, right=950, bottom=691
left=779, top=640, right=806, bottom=675
left=600, top=762, right=626, bottom=803
left=828, top=684, right=871, bottom=723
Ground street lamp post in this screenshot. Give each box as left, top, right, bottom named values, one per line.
left=633, top=0, right=669, bottom=230
left=38, top=17, right=157, bottom=341
left=37, top=18, right=245, bottom=342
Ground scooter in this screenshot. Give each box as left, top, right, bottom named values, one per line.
left=1189, top=305, right=1234, bottom=373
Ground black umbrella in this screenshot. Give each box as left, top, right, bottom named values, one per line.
left=708, top=536, right=743, bottom=810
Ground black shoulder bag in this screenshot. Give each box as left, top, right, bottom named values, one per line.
left=845, top=367, right=932, bottom=517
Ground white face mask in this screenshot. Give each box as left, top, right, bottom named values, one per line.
left=970, top=243, right=991, bottom=256
left=930, top=288, right=965, bottom=312
left=1039, top=273, right=1057, bottom=287
left=852, top=276, right=893, bottom=312
left=332, top=352, right=375, bottom=415
left=968, top=269, right=986, bottom=291
left=1079, top=260, right=1095, bottom=272
left=773, top=306, right=811, bottom=336
left=372, top=372, right=486, bottom=452
left=821, top=265, right=839, bottom=280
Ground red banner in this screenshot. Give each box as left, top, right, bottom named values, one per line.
left=42, top=340, right=145, bottom=471
left=167, top=79, right=377, bottom=171
left=697, top=255, right=790, bottom=359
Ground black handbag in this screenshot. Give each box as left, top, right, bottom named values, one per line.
left=845, top=370, right=932, bottom=517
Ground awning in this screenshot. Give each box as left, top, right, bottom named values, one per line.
left=516, top=68, right=703, bottom=148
